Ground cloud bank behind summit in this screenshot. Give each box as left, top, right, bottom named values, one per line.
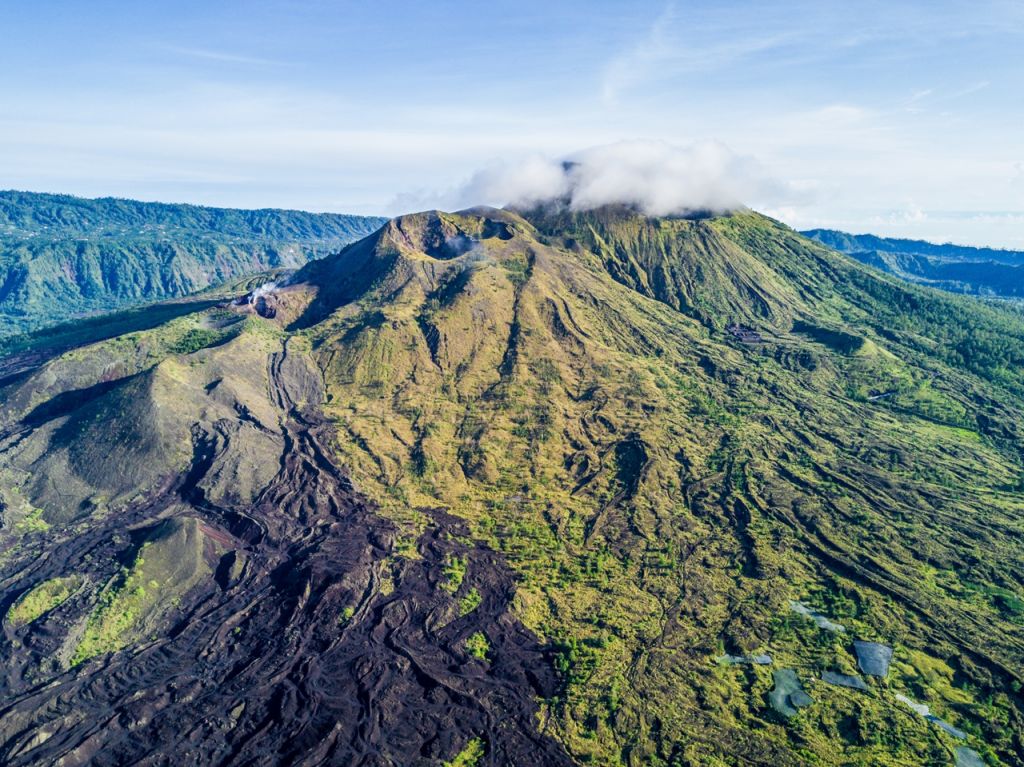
left=398, top=140, right=794, bottom=217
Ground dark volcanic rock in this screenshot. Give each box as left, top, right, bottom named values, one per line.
left=0, top=345, right=571, bottom=767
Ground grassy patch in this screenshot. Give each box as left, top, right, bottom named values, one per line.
left=459, top=587, right=482, bottom=616
left=465, top=631, right=490, bottom=661
left=168, top=327, right=223, bottom=355
left=443, top=737, right=486, bottom=767
left=6, top=575, right=80, bottom=627
left=71, top=518, right=211, bottom=665
left=72, top=544, right=154, bottom=665
left=13, top=507, right=50, bottom=534
left=441, top=555, right=467, bottom=594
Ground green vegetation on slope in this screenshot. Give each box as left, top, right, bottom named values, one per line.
left=465, top=631, right=491, bottom=660
left=459, top=587, right=482, bottom=615
left=1, top=205, right=1023, bottom=766
left=72, top=518, right=214, bottom=664
left=0, top=190, right=385, bottom=336
left=6, top=576, right=80, bottom=626
left=290, top=207, right=1024, bottom=765
left=443, top=737, right=486, bottom=767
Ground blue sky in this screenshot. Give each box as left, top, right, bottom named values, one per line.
left=2, top=0, right=1022, bottom=245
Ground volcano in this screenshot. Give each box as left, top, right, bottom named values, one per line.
left=1, top=205, right=1022, bottom=766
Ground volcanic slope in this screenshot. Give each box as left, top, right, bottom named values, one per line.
left=1, top=206, right=1024, bottom=767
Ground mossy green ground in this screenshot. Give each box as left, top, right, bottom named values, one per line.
left=465, top=631, right=490, bottom=661
left=6, top=575, right=79, bottom=627
left=297, top=208, right=1023, bottom=765
left=443, top=737, right=486, bottom=767
left=72, top=518, right=214, bottom=665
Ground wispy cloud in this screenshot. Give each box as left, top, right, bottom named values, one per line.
left=899, top=80, right=991, bottom=114
left=808, top=104, right=871, bottom=125
left=902, top=88, right=934, bottom=113
left=600, top=4, right=796, bottom=106
left=161, top=45, right=291, bottom=67
left=945, top=80, right=991, bottom=100
left=600, top=4, right=676, bottom=105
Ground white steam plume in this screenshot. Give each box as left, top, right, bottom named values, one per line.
left=250, top=280, right=279, bottom=300
left=454, top=140, right=782, bottom=216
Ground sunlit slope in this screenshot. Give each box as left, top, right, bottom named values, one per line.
left=0, top=206, right=1022, bottom=766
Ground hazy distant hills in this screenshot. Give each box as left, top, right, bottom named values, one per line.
left=0, top=191, right=386, bottom=336
left=803, top=228, right=1024, bottom=298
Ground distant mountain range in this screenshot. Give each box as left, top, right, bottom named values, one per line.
left=0, top=191, right=386, bottom=336
left=802, top=228, right=1024, bottom=298
left=4, top=192, right=1019, bottom=343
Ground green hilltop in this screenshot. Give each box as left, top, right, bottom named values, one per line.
left=0, top=205, right=1022, bottom=766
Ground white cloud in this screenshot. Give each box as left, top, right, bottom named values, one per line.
left=403, top=139, right=800, bottom=216
left=874, top=201, right=928, bottom=225
left=460, top=154, right=573, bottom=208
left=160, top=46, right=290, bottom=67
left=562, top=140, right=763, bottom=214
left=157, top=44, right=292, bottom=66
left=946, top=80, right=991, bottom=100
